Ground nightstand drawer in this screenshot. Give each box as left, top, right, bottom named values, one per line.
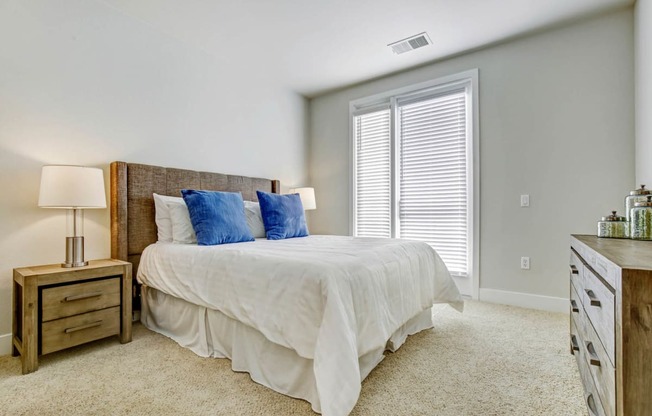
left=41, top=306, right=120, bottom=354
left=42, top=278, right=121, bottom=322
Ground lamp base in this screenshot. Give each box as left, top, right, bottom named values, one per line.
left=63, top=236, right=88, bottom=268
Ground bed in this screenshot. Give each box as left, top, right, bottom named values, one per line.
left=110, top=161, right=463, bottom=416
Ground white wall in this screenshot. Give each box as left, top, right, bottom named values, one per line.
left=0, top=0, right=308, bottom=348
left=636, top=0, right=652, bottom=185
left=309, top=10, right=634, bottom=305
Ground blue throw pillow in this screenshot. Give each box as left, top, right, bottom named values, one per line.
left=256, top=191, right=309, bottom=240
left=181, top=190, right=254, bottom=245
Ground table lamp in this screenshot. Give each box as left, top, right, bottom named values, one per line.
left=38, top=165, right=106, bottom=267
left=289, top=187, right=317, bottom=210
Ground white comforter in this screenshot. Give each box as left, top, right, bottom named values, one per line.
left=137, top=235, right=462, bottom=415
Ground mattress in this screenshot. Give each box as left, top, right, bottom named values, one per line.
left=137, top=235, right=463, bottom=415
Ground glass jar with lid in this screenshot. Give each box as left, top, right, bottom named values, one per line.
left=625, top=184, right=651, bottom=222
left=597, top=211, right=629, bottom=238
left=630, top=196, right=652, bottom=240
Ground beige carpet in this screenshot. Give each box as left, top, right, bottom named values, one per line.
left=0, top=301, right=585, bottom=415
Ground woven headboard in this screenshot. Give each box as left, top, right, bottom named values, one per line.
left=110, top=161, right=280, bottom=283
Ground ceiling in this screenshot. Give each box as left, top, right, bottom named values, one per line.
left=100, top=0, right=634, bottom=97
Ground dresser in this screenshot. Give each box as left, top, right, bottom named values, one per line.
left=570, top=235, right=652, bottom=416
left=12, top=259, right=132, bottom=374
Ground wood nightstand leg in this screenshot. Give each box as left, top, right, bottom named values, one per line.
left=12, top=279, right=19, bottom=357
left=21, top=279, right=38, bottom=374
left=120, top=264, right=132, bottom=343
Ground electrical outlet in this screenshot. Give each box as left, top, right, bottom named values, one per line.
left=521, top=257, right=530, bottom=270
left=520, top=194, right=530, bottom=207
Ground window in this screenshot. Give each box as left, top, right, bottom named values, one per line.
left=353, top=107, right=391, bottom=238
left=351, top=70, right=478, bottom=296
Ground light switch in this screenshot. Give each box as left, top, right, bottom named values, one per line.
left=520, top=194, right=530, bottom=207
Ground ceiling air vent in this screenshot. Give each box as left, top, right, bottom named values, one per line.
left=388, top=32, right=432, bottom=55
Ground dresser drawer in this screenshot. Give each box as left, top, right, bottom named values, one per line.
left=41, top=306, right=120, bottom=354
left=570, top=250, right=584, bottom=303
left=570, top=309, right=582, bottom=356
left=585, top=252, right=618, bottom=290
left=582, top=266, right=615, bottom=366
left=581, top=312, right=616, bottom=416
left=575, top=336, right=607, bottom=416
left=570, top=280, right=582, bottom=319
left=42, top=278, right=121, bottom=322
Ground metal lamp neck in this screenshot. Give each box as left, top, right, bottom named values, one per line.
left=63, top=208, right=87, bottom=268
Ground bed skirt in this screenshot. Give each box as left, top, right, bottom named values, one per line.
left=140, top=285, right=435, bottom=414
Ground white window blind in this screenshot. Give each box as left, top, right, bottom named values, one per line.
left=353, top=108, right=391, bottom=238
left=397, top=90, right=468, bottom=276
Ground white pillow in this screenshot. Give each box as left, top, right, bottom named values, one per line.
left=153, top=193, right=183, bottom=242
left=244, top=201, right=266, bottom=238
left=169, top=201, right=197, bottom=244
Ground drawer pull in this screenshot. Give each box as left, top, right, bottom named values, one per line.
left=570, top=335, right=580, bottom=353
left=586, top=342, right=601, bottom=367
left=64, top=320, right=103, bottom=334
left=584, top=289, right=601, bottom=307
left=570, top=299, right=579, bottom=313
left=569, top=265, right=579, bottom=275
left=64, top=291, right=103, bottom=302
left=586, top=393, right=598, bottom=415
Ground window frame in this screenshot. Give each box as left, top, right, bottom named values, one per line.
left=349, top=69, right=480, bottom=299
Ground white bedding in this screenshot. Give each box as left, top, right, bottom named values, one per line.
left=137, top=235, right=463, bottom=415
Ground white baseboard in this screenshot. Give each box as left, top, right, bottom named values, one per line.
left=479, top=288, right=568, bottom=314
left=0, top=332, right=12, bottom=356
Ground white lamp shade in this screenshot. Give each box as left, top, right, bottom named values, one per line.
left=290, top=187, right=316, bottom=210
left=38, top=165, right=106, bottom=209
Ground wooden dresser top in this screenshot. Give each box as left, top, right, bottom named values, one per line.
left=572, top=234, right=652, bottom=271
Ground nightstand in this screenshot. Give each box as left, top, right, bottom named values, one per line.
left=12, top=259, right=132, bottom=374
